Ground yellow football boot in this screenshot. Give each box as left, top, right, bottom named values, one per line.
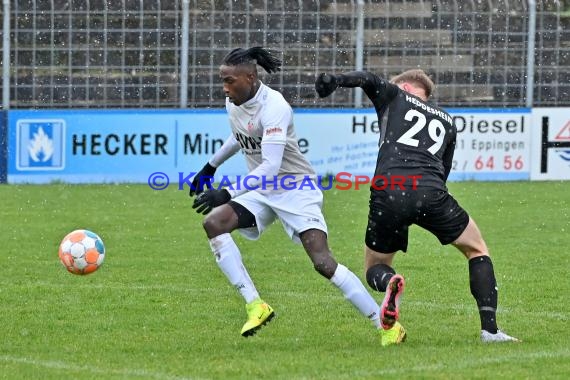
left=240, top=299, right=275, bottom=337
left=380, top=321, right=407, bottom=346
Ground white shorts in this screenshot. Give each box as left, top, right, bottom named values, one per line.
left=232, top=187, right=328, bottom=244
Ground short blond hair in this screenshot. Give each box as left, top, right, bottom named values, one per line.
left=390, top=69, right=435, bottom=98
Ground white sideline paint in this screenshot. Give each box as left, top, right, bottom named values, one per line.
left=9, top=282, right=570, bottom=321
left=2, top=351, right=569, bottom=377
left=0, top=355, right=202, bottom=380
left=353, top=350, right=570, bottom=376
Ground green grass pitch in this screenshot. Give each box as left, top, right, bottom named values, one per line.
left=0, top=181, right=569, bottom=379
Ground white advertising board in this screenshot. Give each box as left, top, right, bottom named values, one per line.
left=530, top=108, right=570, bottom=180
left=448, top=109, right=531, bottom=181
left=294, top=108, right=531, bottom=182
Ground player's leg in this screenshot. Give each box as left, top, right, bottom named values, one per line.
left=202, top=202, right=258, bottom=303
left=418, top=191, right=519, bottom=342
left=202, top=199, right=275, bottom=337
left=364, top=192, right=408, bottom=292
left=365, top=247, right=405, bottom=330
left=271, top=187, right=396, bottom=343
left=365, top=247, right=397, bottom=292
left=452, top=217, right=519, bottom=342
left=299, top=228, right=382, bottom=330
left=364, top=247, right=407, bottom=346
left=450, top=217, right=497, bottom=332
left=364, top=194, right=408, bottom=336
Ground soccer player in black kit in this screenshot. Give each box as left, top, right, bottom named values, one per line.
left=315, top=69, right=519, bottom=345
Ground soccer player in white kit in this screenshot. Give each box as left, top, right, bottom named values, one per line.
left=190, top=47, right=397, bottom=343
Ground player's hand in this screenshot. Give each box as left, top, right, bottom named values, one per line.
left=192, top=189, right=231, bottom=215
left=315, top=73, right=338, bottom=98
left=189, top=162, right=217, bottom=197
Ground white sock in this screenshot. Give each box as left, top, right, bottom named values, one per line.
left=209, top=233, right=259, bottom=303
left=331, top=264, right=381, bottom=328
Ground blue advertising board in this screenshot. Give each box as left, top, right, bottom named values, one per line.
left=0, top=111, right=7, bottom=183
left=6, top=108, right=532, bottom=184
left=7, top=109, right=247, bottom=184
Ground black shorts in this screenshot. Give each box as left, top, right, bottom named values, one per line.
left=365, top=189, right=470, bottom=253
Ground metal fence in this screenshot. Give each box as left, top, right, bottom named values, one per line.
left=1, top=0, right=569, bottom=109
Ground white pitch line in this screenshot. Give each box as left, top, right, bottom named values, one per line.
left=3, top=350, right=569, bottom=378
left=0, top=355, right=205, bottom=380
left=5, top=281, right=569, bottom=321
left=351, top=349, right=570, bottom=377
left=4, top=281, right=207, bottom=293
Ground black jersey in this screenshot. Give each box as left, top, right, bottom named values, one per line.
left=338, top=71, right=455, bottom=191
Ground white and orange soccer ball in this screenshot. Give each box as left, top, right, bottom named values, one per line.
left=58, top=229, right=106, bottom=275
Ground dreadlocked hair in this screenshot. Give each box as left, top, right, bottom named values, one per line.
left=222, top=47, right=282, bottom=74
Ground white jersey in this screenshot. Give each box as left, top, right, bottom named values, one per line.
left=225, top=82, right=315, bottom=181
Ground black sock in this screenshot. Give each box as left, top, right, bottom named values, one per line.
left=469, top=256, right=498, bottom=333
left=366, top=264, right=395, bottom=292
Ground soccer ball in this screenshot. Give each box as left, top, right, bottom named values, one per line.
left=58, top=229, right=106, bottom=275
